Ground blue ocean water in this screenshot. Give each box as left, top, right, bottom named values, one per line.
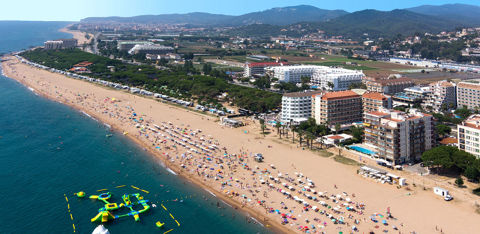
left=0, top=21, right=268, bottom=234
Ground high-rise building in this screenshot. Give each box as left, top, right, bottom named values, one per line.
left=243, top=62, right=287, bottom=77
left=365, top=78, right=415, bottom=95
left=456, top=79, right=480, bottom=110
left=311, top=67, right=364, bottom=91
left=362, top=92, right=392, bottom=113
left=280, top=90, right=323, bottom=123
left=44, top=40, right=63, bottom=50
left=457, top=115, right=480, bottom=158
left=266, top=65, right=319, bottom=83
left=423, top=80, right=456, bottom=112
left=364, top=108, right=435, bottom=165
left=44, top=38, right=77, bottom=50
left=312, top=90, right=362, bottom=126
left=59, top=39, right=78, bottom=49
left=267, top=65, right=365, bottom=86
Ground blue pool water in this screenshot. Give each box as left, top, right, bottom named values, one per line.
left=348, top=146, right=376, bottom=156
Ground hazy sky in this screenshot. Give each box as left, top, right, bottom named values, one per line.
left=1, top=0, right=479, bottom=21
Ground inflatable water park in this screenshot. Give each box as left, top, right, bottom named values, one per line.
left=66, top=185, right=183, bottom=233
left=88, top=192, right=150, bottom=223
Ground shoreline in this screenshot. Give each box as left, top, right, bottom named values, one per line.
left=4, top=54, right=480, bottom=233
left=0, top=56, right=287, bottom=234
left=59, top=26, right=93, bottom=45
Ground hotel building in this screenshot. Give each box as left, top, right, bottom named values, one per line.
left=312, top=90, right=362, bottom=126
left=244, top=62, right=288, bottom=77
left=457, top=115, right=480, bottom=158
left=44, top=39, right=77, bottom=50
left=311, top=67, right=364, bottom=91
left=280, top=90, right=323, bottom=123
left=365, top=78, right=415, bottom=95
left=267, top=65, right=319, bottom=83
left=364, top=108, right=435, bottom=164
left=424, top=80, right=456, bottom=111
left=362, top=92, right=392, bottom=113
left=457, top=79, right=480, bottom=110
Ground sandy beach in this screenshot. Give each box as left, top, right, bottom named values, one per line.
left=3, top=54, right=480, bottom=234
left=59, top=27, right=93, bottom=45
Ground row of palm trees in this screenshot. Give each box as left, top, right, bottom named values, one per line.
left=274, top=118, right=331, bottom=150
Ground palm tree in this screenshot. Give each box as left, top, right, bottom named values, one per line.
left=298, top=130, right=305, bottom=147
left=275, top=122, right=282, bottom=138
left=335, top=123, right=341, bottom=135
left=291, top=125, right=297, bottom=143
left=318, top=128, right=328, bottom=149
left=305, top=132, right=315, bottom=149
left=259, top=119, right=266, bottom=136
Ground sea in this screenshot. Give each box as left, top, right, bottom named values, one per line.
left=0, top=21, right=269, bottom=234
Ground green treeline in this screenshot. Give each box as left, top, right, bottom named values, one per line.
left=21, top=49, right=280, bottom=112
left=422, top=146, right=480, bottom=182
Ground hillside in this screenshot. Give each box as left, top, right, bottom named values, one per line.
left=407, top=4, right=480, bottom=26
left=227, top=5, right=347, bottom=26
left=81, top=5, right=347, bottom=26
left=315, top=9, right=467, bottom=39
left=81, top=4, right=480, bottom=39
left=226, top=9, right=469, bottom=39
left=82, top=12, right=234, bottom=25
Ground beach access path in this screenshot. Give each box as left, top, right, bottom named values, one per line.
left=3, top=55, right=480, bottom=234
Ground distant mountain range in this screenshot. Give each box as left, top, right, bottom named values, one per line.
left=81, top=4, right=480, bottom=38
left=82, top=5, right=347, bottom=26
left=225, top=5, right=347, bottom=26
left=307, top=9, right=468, bottom=39
left=81, top=12, right=234, bottom=25
left=407, top=4, right=480, bottom=25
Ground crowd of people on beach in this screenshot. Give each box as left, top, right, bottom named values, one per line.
left=79, top=94, right=408, bottom=233
left=4, top=56, right=423, bottom=234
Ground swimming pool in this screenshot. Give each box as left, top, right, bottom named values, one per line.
left=348, top=145, right=376, bottom=156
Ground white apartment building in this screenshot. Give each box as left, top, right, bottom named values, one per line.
left=458, top=115, right=480, bottom=158
left=267, top=65, right=319, bottom=83
left=128, top=44, right=174, bottom=55
left=117, top=41, right=153, bottom=51
left=423, top=80, right=456, bottom=112
left=44, top=40, right=63, bottom=50
left=243, top=62, right=287, bottom=77
left=364, top=108, right=435, bottom=164
left=311, top=67, right=364, bottom=91
left=280, top=91, right=323, bottom=123
left=457, top=79, right=480, bottom=110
